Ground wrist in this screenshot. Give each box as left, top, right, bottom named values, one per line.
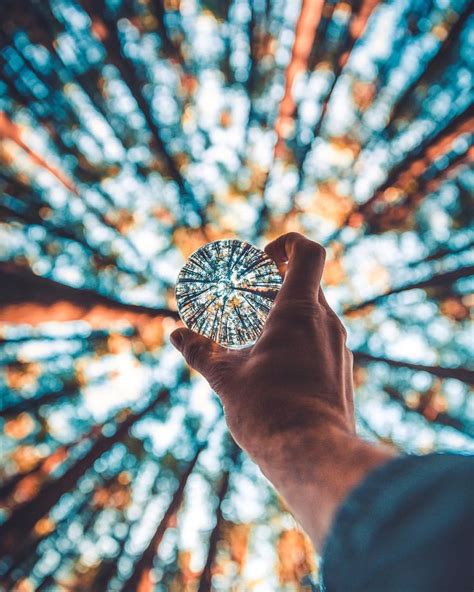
left=238, top=391, right=354, bottom=447
left=251, top=421, right=396, bottom=550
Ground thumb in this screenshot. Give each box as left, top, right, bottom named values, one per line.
left=170, top=328, right=219, bottom=376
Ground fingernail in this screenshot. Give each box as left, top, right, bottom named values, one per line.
left=170, top=331, right=183, bottom=350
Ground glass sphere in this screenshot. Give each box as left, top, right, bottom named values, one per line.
left=175, top=239, right=282, bottom=348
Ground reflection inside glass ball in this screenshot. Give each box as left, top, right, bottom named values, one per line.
left=175, top=239, right=282, bottom=348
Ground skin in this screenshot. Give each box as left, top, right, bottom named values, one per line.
left=170, top=232, right=396, bottom=551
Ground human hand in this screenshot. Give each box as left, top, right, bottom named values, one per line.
left=170, top=232, right=355, bottom=458
left=171, top=232, right=395, bottom=549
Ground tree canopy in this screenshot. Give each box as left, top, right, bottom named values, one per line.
left=0, top=0, right=473, bottom=590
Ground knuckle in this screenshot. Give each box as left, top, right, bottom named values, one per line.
left=307, top=241, right=326, bottom=261
left=294, top=237, right=325, bottom=261
left=286, top=231, right=304, bottom=242
left=270, top=300, right=323, bottom=327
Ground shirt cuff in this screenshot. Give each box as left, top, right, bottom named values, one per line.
left=320, top=453, right=474, bottom=592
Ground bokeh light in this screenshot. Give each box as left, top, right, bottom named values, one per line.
left=0, top=0, right=472, bottom=590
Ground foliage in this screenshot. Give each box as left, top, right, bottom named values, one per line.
left=0, top=0, right=472, bottom=589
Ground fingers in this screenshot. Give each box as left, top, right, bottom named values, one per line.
left=170, top=328, right=225, bottom=375
left=264, top=232, right=326, bottom=302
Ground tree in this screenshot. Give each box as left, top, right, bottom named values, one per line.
left=0, top=0, right=472, bottom=588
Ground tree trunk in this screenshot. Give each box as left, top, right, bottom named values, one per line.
left=274, top=0, right=325, bottom=156
left=365, top=145, right=472, bottom=234
left=326, top=101, right=473, bottom=244
left=79, top=0, right=205, bottom=224
left=382, top=386, right=473, bottom=437
left=0, top=421, right=101, bottom=502
left=353, top=351, right=474, bottom=385
left=0, top=390, right=169, bottom=557
left=121, top=445, right=205, bottom=591
left=150, top=0, right=185, bottom=63
left=0, top=384, right=82, bottom=419
left=89, top=468, right=162, bottom=592
left=407, top=239, right=474, bottom=268
left=197, top=444, right=240, bottom=592
left=0, top=262, right=178, bottom=326
left=344, top=265, right=474, bottom=314
left=360, top=106, right=474, bottom=215
left=385, top=3, right=472, bottom=131
left=0, top=490, right=93, bottom=585
left=0, top=112, right=77, bottom=194
left=0, top=371, right=109, bottom=419
left=310, top=0, right=380, bottom=145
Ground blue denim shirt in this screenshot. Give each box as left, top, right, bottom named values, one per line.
left=321, top=453, right=474, bottom=592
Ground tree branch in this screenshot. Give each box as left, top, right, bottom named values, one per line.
left=354, top=351, right=474, bottom=385
left=121, top=444, right=206, bottom=591
left=0, top=389, right=169, bottom=558
left=344, top=265, right=474, bottom=314
left=0, top=262, right=179, bottom=326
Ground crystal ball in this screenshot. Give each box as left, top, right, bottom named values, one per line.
left=175, top=239, right=282, bottom=348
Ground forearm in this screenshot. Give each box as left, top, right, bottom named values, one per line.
left=247, top=420, right=397, bottom=551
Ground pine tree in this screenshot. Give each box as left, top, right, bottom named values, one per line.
left=0, top=0, right=472, bottom=588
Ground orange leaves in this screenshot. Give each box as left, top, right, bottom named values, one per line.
left=177, top=550, right=200, bottom=587
left=172, top=226, right=231, bottom=259
left=440, top=296, right=471, bottom=322
left=164, top=0, right=181, bottom=10
left=103, top=208, right=137, bottom=234
left=137, top=568, right=155, bottom=592
left=307, top=182, right=354, bottom=227
left=351, top=80, right=376, bottom=112
left=329, top=135, right=362, bottom=162
left=264, top=210, right=305, bottom=243
left=221, top=521, right=251, bottom=573
left=322, top=256, right=346, bottom=287
left=274, top=0, right=326, bottom=153
left=5, top=363, right=40, bottom=391
left=394, top=381, right=450, bottom=424
left=353, top=365, right=368, bottom=389
left=6, top=445, right=69, bottom=506
left=9, top=445, right=41, bottom=473
left=13, top=474, right=43, bottom=505
left=33, top=516, right=56, bottom=537
left=92, top=474, right=132, bottom=511
left=219, top=110, right=233, bottom=129
left=180, top=74, right=199, bottom=97
left=41, top=447, right=69, bottom=474
left=90, top=17, right=109, bottom=42
left=152, top=206, right=175, bottom=226
left=276, top=528, right=316, bottom=586
left=0, top=112, right=78, bottom=195
left=172, top=227, right=211, bottom=259
left=107, top=332, right=133, bottom=355
left=136, top=318, right=166, bottom=351
left=4, top=413, right=35, bottom=440
left=11, top=578, right=34, bottom=592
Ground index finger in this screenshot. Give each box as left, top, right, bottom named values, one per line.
left=264, top=232, right=325, bottom=302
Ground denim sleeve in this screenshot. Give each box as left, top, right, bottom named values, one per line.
left=320, top=453, right=474, bottom=592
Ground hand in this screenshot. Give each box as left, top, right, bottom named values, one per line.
left=170, top=232, right=395, bottom=549
left=170, top=232, right=355, bottom=456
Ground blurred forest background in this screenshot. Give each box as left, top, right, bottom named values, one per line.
left=0, top=0, right=472, bottom=590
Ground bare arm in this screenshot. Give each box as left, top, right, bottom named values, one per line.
left=170, top=232, right=396, bottom=551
